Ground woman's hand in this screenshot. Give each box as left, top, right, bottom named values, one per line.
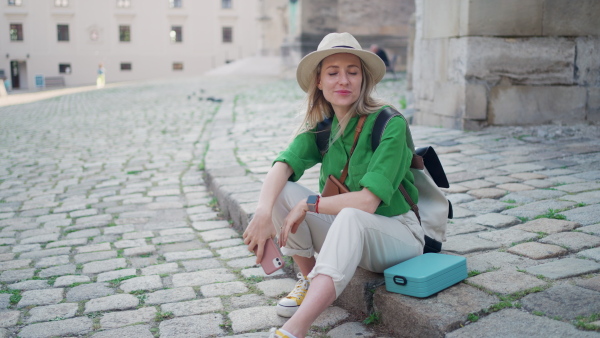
left=242, top=161, right=293, bottom=264
left=279, top=199, right=309, bottom=248
left=243, top=208, right=276, bottom=264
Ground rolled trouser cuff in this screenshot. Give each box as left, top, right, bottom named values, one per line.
left=307, top=264, right=346, bottom=298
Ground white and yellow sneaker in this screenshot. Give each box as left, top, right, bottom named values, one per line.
left=269, top=327, right=297, bottom=338
left=276, top=272, right=310, bottom=318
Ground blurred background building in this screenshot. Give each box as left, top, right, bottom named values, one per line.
left=280, top=0, right=414, bottom=73
left=0, top=0, right=413, bottom=90
left=0, top=0, right=288, bottom=89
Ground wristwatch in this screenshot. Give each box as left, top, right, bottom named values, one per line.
left=306, top=195, right=319, bottom=213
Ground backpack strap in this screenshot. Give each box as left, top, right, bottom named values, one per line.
left=372, top=107, right=424, bottom=170
left=316, top=117, right=332, bottom=156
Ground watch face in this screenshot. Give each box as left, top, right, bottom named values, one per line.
left=307, top=195, right=318, bottom=205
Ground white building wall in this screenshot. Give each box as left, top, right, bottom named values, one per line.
left=0, top=0, right=285, bottom=89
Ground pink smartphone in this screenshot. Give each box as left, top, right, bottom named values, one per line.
left=254, top=238, right=285, bottom=275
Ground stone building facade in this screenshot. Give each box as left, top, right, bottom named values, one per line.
left=412, top=0, right=600, bottom=129
left=281, top=0, right=415, bottom=72
left=0, top=0, right=287, bottom=89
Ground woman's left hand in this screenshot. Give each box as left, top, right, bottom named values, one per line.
left=279, top=199, right=308, bottom=248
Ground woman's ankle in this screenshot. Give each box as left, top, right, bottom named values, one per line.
left=279, top=326, right=302, bottom=338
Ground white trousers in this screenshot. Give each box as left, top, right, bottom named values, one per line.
left=273, top=182, right=425, bottom=298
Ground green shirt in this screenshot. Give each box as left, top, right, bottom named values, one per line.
left=274, top=106, right=418, bottom=217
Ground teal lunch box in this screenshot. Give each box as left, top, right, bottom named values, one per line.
left=383, top=253, right=467, bottom=298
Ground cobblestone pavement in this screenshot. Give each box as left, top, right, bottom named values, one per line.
left=1, top=74, right=599, bottom=337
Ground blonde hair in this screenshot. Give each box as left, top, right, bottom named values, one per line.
left=295, top=56, right=387, bottom=142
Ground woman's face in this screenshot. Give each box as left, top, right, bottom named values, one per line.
left=318, top=53, right=362, bottom=116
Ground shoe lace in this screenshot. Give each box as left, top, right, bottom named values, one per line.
left=286, top=272, right=309, bottom=299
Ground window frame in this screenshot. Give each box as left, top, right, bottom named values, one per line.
left=172, top=62, right=183, bottom=71
left=222, top=26, right=233, bottom=43
left=170, top=25, right=182, bottom=43
left=9, top=23, right=23, bottom=41
left=8, top=0, right=23, bottom=6
left=116, top=0, right=131, bottom=8
left=169, top=0, right=182, bottom=8
left=54, top=0, right=69, bottom=7
left=57, top=24, right=69, bottom=42
left=59, top=63, right=71, bottom=74
left=119, top=25, right=131, bottom=42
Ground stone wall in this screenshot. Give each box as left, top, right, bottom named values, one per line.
left=282, top=0, right=415, bottom=72
left=412, top=0, right=600, bottom=130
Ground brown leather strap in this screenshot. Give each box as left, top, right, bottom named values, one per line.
left=411, top=154, right=424, bottom=170
left=339, top=115, right=367, bottom=184
left=399, top=184, right=421, bottom=224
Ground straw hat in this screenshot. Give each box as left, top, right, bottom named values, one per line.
left=296, top=32, right=386, bottom=92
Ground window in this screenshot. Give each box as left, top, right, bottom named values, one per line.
left=57, top=24, right=69, bottom=41
left=169, top=0, right=181, bottom=8
left=172, top=62, right=183, bottom=71
left=222, top=27, right=232, bottom=43
left=9, top=24, right=23, bottom=41
left=119, top=25, right=130, bottom=42
left=55, top=0, right=68, bottom=7
left=59, top=63, right=71, bottom=74
left=120, top=63, right=132, bottom=71
left=8, top=0, right=23, bottom=6
left=116, top=0, right=130, bottom=8
left=170, top=26, right=182, bottom=42
left=221, top=0, right=232, bottom=9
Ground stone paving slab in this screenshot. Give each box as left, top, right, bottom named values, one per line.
left=145, top=287, right=197, bottom=305
left=17, top=288, right=64, bottom=308
left=467, top=269, right=547, bottom=294
left=472, top=213, right=520, bottom=228
left=561, top=205, right=600, bottom=226
left=0, top=311, right=19, bottom=327
left=507, top=242, right=568, bottom=260
left=91, top=325, right=154, bottom=338
left=100, top=307, right=157, bottom=329
left=525, top=258, right=600, bottom=279
left=66, top=283, right=114, bottom=302
left=26, top=303, right=79, bottom=323
left=229, top=306, right=288, bottom=333
left=8, top=280, right=50, bottom=291
left=500, top=200, right=576, bottom=219
left=513, top=218, right=580, bottom=234
left=160, top=297, right=224, bottom=316
left=327, top=322, right=375, bottom=338
left=539, top=231, right=600, bottom=251
left=172, top=268, right=237, bottom=287
left=18, top=317, right=92, bottom=338
left=521, top=285, right=600, bottom=320
left=466, top=251, right=539, bottom=272
left=476, top=228, right=538, bottom=246
left=159, top=313, right=224, bottom=338
left=84, top=294, right=139, bottom=313
left=579, top=247, right=600, bottom=261
left=446, top=308, right=600, bottom=338
left=442, top=234, right=502, bottom=254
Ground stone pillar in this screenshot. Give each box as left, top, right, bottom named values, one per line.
left=412, top=0, right=600, bottom=130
